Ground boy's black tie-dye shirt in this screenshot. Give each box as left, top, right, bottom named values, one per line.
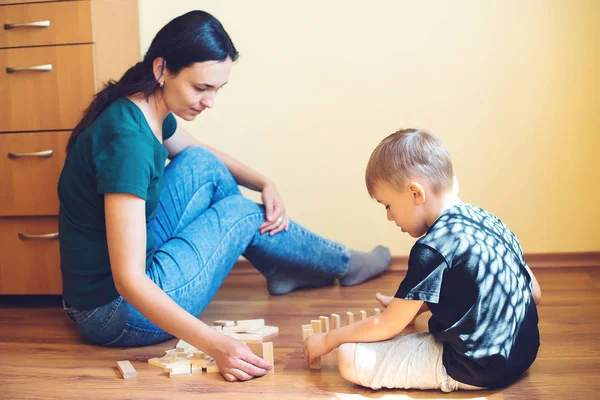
left=395, top=203, right=539, bottom=389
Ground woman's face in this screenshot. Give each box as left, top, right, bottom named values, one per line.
left=162, top=58, right=232, bottom=120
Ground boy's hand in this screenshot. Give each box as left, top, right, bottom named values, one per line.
left=375, top=292, right=394, bottom=308
left=303, top=333, right=334, bottom=363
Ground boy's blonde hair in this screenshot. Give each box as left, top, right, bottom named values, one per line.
left=365, top=129, right=454, bottom=196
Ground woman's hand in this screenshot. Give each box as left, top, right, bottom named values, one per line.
left=211, top=335, right=272, bottom=381
left=259, top=180, right=290, bottom=236
left=303, top=333, right=335, bottom=363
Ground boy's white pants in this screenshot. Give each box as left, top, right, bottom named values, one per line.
left=355, top=332, right=484, bottom=391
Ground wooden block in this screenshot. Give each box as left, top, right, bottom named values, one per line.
left=311, top=319, right=322, bottom=334
left=148, top=357, right=168, bottom=370
left=374, top=308, right=381, bottom=314
left=248, top=325, right=279, bottom=337
left=213, top=320, right=235, bottom=327
left=309, top=358, right=321, bottom=369
left=161, top=354, right=177, bottom=363
left=205, top=363, right=220, bottom=373
left=247, top=342, right=263, bottom=357
left=262, top=342, right=274, bottom=375
left=302, top=328, right=313, bottom=341
left=169, top=371, right=192, bottom=378
left=308, top=334, right=321, bottom=370
left=222, top=325, right=250, bottom=333
left=191, top=365, right=204, bottom=374
left=237, top=319, right=265, bottom=328
left=165, top=360, right=191, bottom=374
left=319, top=316, right=329, bottom=332
left=176, top=339, right=193, bottom=351
left=360, top=310, right=367, bottom=321
left=302, top=324, right=313, bottom=330
left=346, top=311, right=354, bottom=325
left=233, top=333, right=263, bottom=344
left=191, top=358, right=213, bottom=368
left=331, top=314, right=341, bottom=330
left=165, top=349, right=178, bottom=356
left=116, top=360, right=136, bottom=379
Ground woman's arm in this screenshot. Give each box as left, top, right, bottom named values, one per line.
left=303, top=298, right=424, bottom=363
left=163, top=126, right=289, bottom=234
left=104, top=193, right=271, bottom=381
left=164, top=126, right=270, bottom=191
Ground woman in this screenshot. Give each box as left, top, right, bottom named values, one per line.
left=58, top=10, right=391, bottom=382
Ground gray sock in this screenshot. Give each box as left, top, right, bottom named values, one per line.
left=339, top=245, right=392, bottom=286
left=267, top=268, right=336, bottom=296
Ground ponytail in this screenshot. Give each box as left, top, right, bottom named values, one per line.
left=66, top=62, right=158, bottom=152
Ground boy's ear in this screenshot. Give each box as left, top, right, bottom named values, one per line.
left=408, top=182, right=426, bottom=206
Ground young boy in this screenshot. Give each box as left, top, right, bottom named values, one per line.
left=303, top=129, right=541, bottom=391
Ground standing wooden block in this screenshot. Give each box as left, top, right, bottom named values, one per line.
left=319, top=316, right=330, bottom=332
left=360, top=310, right=367, bottom=321
left=374, top=308, right=381, bottom=314
left=331, top=314, right=341, bottom=330
left=311, top=320, right=322, bottom=334
left=116, top=360, right=136, bottom=379
left=346, top=311, right=354, bottom=325
left=247, top=342, right=263, bottom=357
left=302, top=327, right=314, bottom=341
left=309, top=346, right=321, bottom=370
left=262, top=342, right=274, bottom=375
left=308, top=320, right=322, bottom=370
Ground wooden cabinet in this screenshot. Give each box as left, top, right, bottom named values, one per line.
left=0, top=0, right=140, bottom=294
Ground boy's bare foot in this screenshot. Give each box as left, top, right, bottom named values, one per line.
left=375, top=292, right=394, bottom=308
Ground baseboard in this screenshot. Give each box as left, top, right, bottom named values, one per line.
left=231, top=252, right=600, bottom=274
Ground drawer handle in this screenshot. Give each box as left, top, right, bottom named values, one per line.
left=6, top=64, right=52, bottom=73
left=8, top=150, right=53, bottom=159
left=18, top=232, right=59, bottom=240
left=4, top=20, right=50, bottom=30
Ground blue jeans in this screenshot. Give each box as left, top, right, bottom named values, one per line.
left=64, top=147, right=350, bottom=346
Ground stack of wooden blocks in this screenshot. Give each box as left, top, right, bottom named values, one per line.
left=116, top=319, right=277, bottom=379
left=301, top=308, right=381, bottom=369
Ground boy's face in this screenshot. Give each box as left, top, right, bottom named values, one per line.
left=372, top=180, right=429, bottom=238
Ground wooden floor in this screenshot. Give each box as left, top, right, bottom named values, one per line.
left=1, top=267, right=599, bottom=399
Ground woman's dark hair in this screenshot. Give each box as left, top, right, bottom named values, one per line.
left=67, top=10, right=238, bottom=151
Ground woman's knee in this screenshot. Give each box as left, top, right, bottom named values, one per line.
left=338, top=343, right=361, bottom=385
left=214, top=195, right=264, bottom=219
left=171, top=146, right=239, bottom=197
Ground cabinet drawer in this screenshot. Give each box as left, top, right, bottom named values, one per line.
left=0, top=217, right=61, bottom=294
left=0, top=1, right=54, bottom=5
left=0, top=44, right=95, bottom=132
left=0, top=131, right=69, bottom=216
left=0, top=1, right=92, bottom=48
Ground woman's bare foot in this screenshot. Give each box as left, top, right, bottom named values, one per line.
left=375, top=292, right=394, bottom=308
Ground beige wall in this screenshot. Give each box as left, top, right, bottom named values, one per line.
left=138, top=0, right=600, bottom=255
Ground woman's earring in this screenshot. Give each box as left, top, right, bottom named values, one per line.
left=159, top=81, right=164, bottom=87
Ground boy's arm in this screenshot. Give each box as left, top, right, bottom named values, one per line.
left=524, top=264, right=542, bottom=305
left=304, top=298, right=423, bottom=363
